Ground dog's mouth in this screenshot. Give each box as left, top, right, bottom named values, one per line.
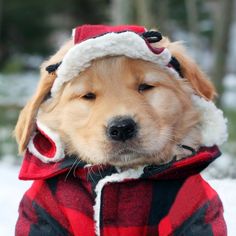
left=107, top=147, right=149, bottom=166
left=117, top=149, right=136, bottom=156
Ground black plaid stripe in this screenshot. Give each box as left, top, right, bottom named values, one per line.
left=148, top=179, right=186, bottom=226
left=173, top=202, right=213, bottom=236
left=29, top=201, right=70, bottom=236
left=59, top=155, right=87, bottom=170
left=46, top=176, right=59, bottom=195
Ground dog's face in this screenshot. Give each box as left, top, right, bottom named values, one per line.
left=15, top=39, right=216, bottom=167
left=37, top=56, right=199, bottom=166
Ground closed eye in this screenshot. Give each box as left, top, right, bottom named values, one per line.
left=82, top=92, right=96, bottom=100
left=138, top=83, right=154, bottom=92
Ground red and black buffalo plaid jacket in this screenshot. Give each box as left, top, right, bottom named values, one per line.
left=16, top=146, right=227, bottom=236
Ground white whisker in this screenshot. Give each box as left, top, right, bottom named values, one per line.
left=64, top=158, right=80, bottom=182
left=73, top=159, right=82, bottom=177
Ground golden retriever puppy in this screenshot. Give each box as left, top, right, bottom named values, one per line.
left=15, top=25, right=227, bottom=236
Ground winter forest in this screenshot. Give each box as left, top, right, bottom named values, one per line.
left=0, top=0, right=236, bottom=235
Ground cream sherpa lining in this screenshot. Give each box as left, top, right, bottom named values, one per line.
left=191, top=95, right=228, bottom=147
left=28, top=121, right=65, bottom=163
left=51, top=31, right=178, bottom=96
left=93, top=166, right=145, bottom=236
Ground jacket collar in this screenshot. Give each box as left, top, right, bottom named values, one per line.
left=19, top=145, right=220, bottom=181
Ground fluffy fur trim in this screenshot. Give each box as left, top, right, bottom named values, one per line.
left=94, top=166, right=145, bottom=236
left=28, top=121, right=65, bottom=163
left=191, top=95, right=228, bottom=146
left=51, top=31, right=177, bottom=96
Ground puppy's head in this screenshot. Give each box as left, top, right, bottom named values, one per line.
left=15, top=28, right=216, bottom=167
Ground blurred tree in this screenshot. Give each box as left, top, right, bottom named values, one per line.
left=0, top=0, right=108, bottom=69
left=167, top=0, right=188, bottom=30
left=110, top=0, right=133, bottom=24
left=151, top=0, right=187, bottom=38
left=110, top=0, right=171, bottom=36
left=155, top=0, right=170, bottom=35
left=185, top=0, right=200, bottom=49
left=135, top=0, right=153, bottom=27
left=0, top=0, right=54, bottom=66
left=51, top=0, right=109, bottom=26
left=110, top=0, right=153, bottom=28
left=185, top=0, right=199, bottom=37
left=0, top=0, right=2, bottom=39
left=211, top=0, right=234, bottom=106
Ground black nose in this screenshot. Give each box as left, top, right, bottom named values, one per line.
left=107, top=117, right=137, bottom=142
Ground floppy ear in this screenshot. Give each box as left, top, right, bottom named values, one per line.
left=167, top=41, right=216, bottom=100
left=14, top=40, right=73, bottom=154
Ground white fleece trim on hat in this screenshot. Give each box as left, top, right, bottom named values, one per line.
left=28, top=121, right=65, bottom=163
left=51, top=31, right=176, bottom=97
left=191, top=95, right=228, bottom=146
left=93, top=166, right=145, bottom=236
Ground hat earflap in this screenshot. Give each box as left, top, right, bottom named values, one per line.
left=191, top=95, right=228, bottom=147
left=27, top=121, right=65, bottom=163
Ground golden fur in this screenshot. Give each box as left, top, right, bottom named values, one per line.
left=14, top=37, right=216, bottom=167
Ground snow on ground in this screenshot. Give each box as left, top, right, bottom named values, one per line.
left=0, top=161, right=235, bottom=235
left=0, top=162, right=32, bottom=236
left=207, top=179, right=236, bottom=236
